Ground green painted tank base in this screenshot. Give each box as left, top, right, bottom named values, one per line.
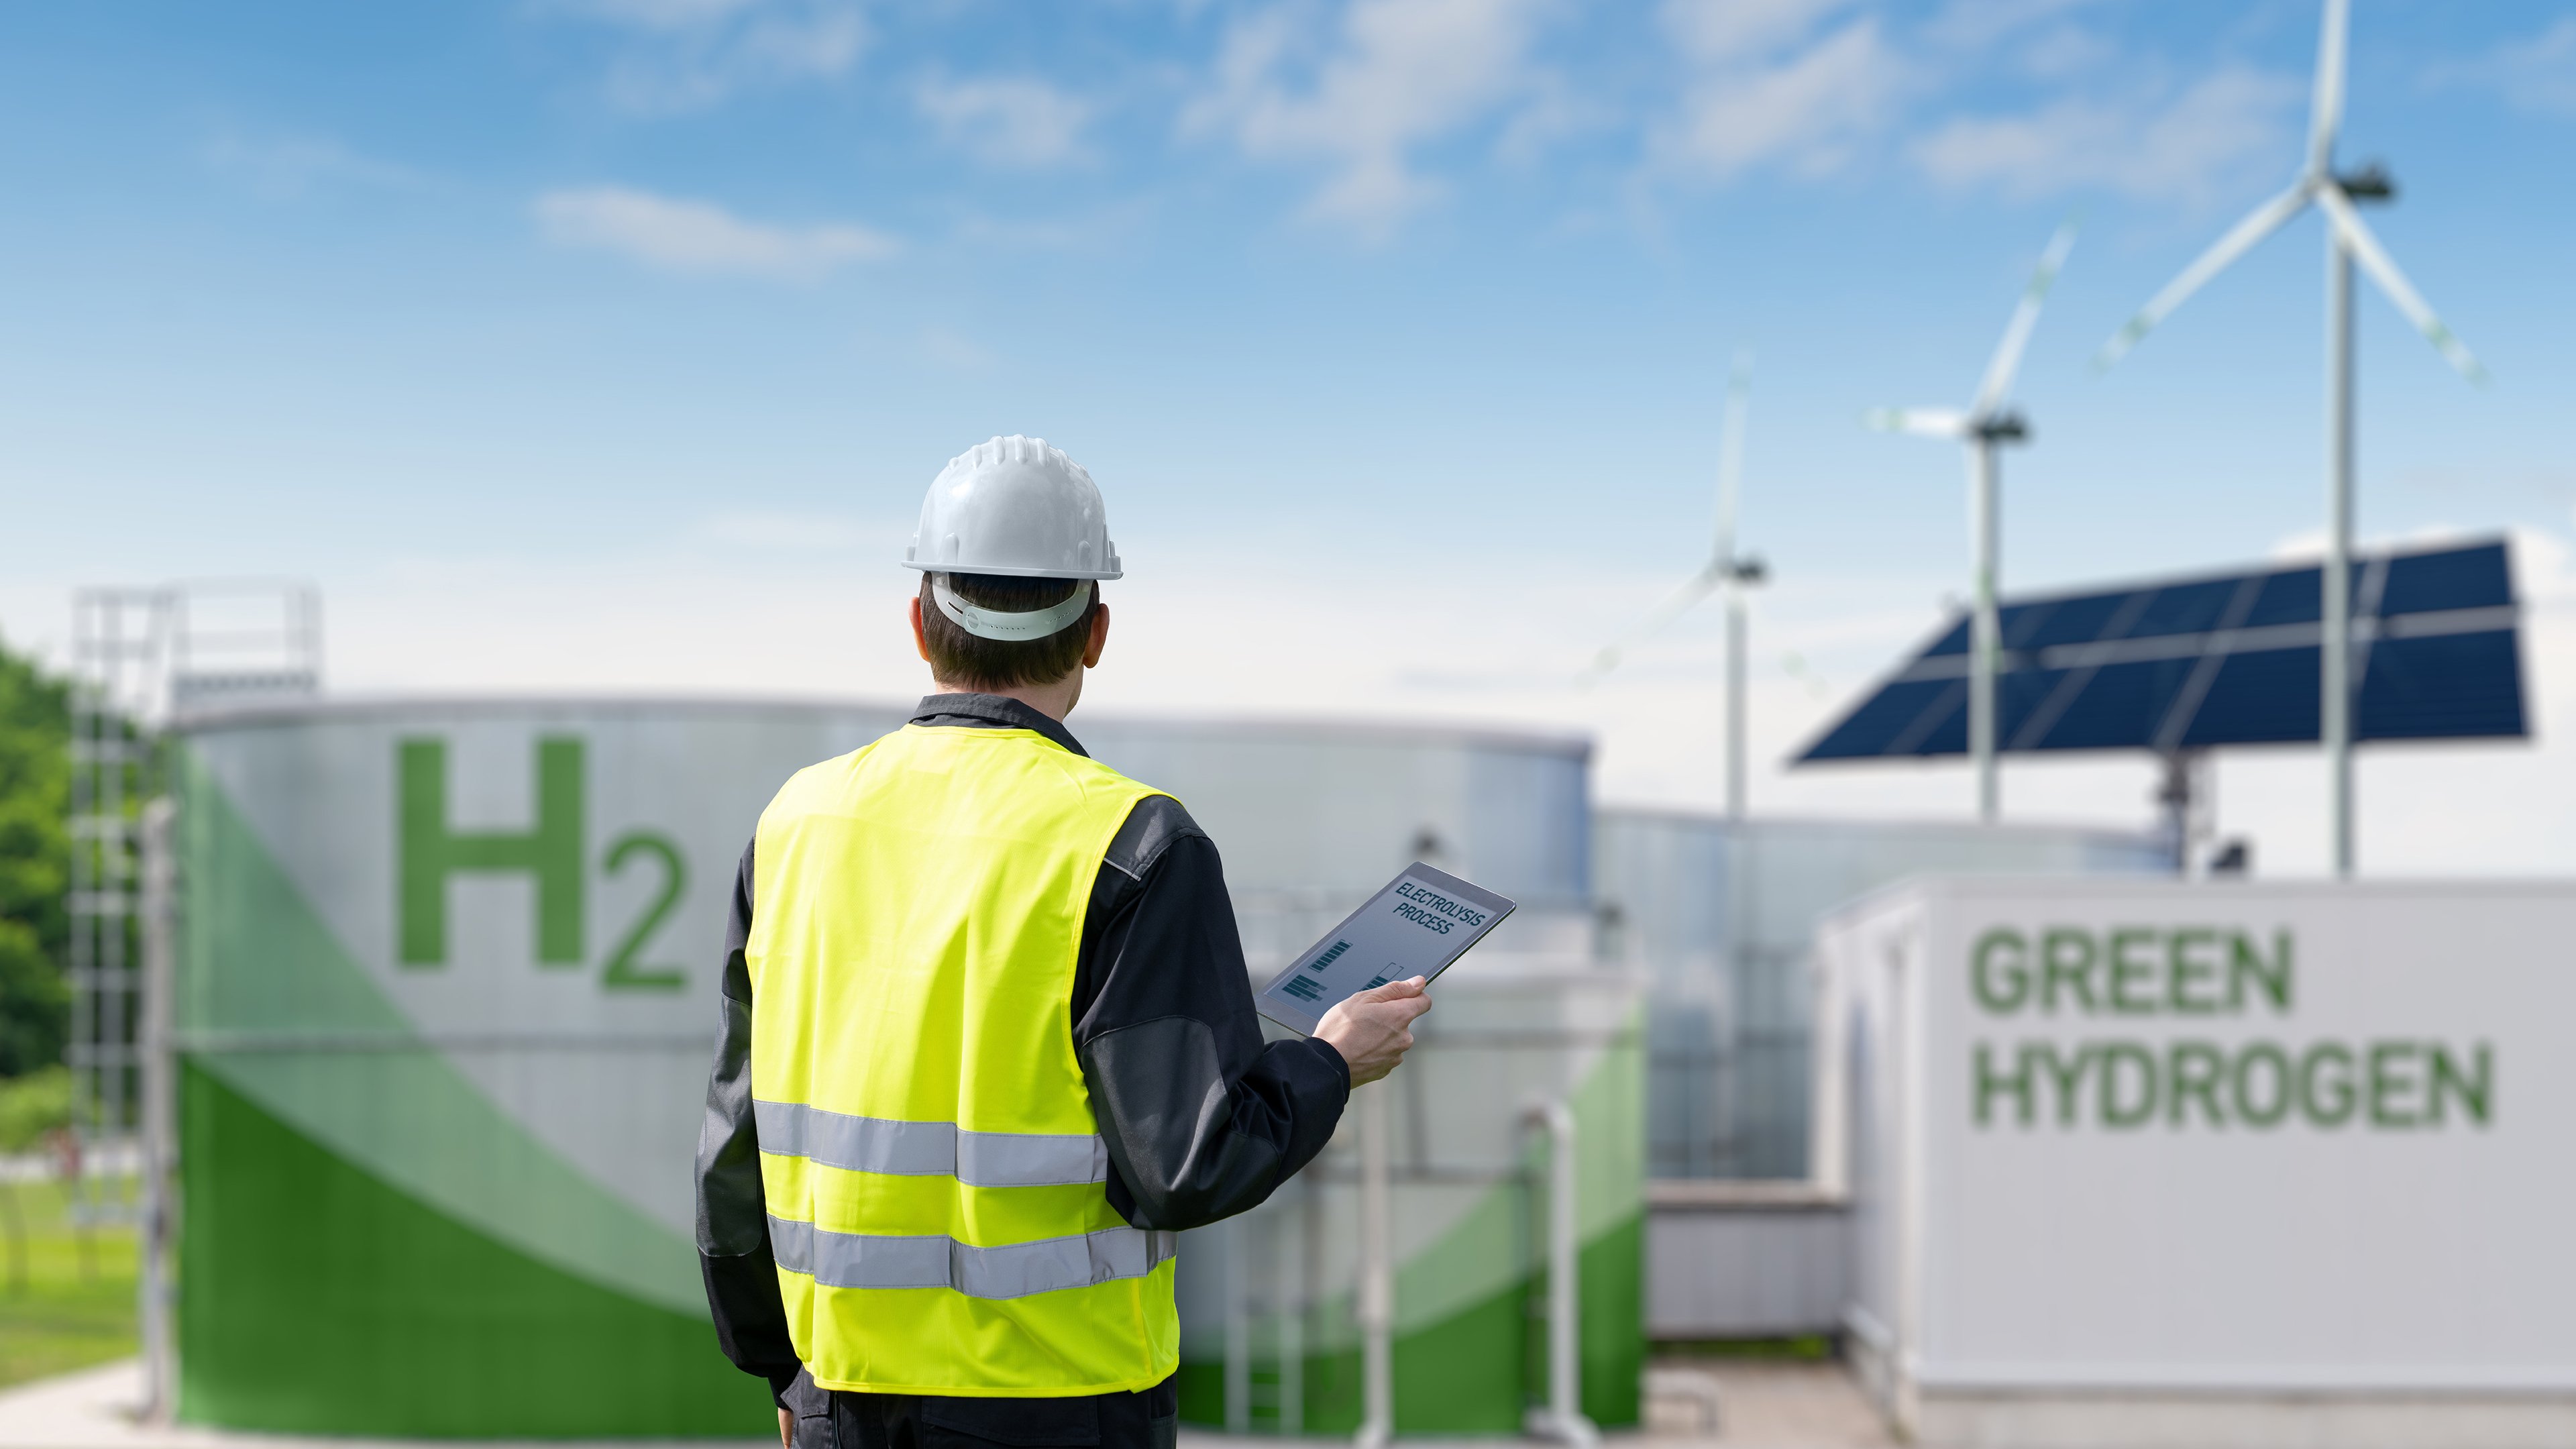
left=1579, top=1212, right=1644, bottom=1429
left=1179, top=1216, right=1642, bottom=1434
left=179, top=1063, right=775, bottom=1438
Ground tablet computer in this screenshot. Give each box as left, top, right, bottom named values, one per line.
left=1252, top=862, right=1517, bottom=1036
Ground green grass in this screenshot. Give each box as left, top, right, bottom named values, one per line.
left=0, top=1177, right=138, bottom=1389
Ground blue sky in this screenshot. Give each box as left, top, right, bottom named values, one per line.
left=3, top=0, right=2574, bottom=873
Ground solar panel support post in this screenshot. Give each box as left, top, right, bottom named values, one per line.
left=2323, top=223, right=2357, bottom=879
left=1969, top=435, right=2002, bottom=823
left=2155, top=751, right=2210, bottom=875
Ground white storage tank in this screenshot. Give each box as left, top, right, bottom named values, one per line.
left=170, top=697, right=1627, bottom=1437
left=1595, top=811, right=2171, bottom=1180
left=1812, top=876, right=2576, bottom=1448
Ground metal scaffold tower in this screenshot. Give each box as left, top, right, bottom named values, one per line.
left=66, top=590, right=168, bottom=1226
left=66, top=580, right=320, bottom=1421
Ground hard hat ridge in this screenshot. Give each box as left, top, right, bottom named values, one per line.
left=904, top=434, right=1122, bottom=582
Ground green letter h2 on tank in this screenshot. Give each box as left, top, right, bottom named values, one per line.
left=398, top=738, right=585, bottom=967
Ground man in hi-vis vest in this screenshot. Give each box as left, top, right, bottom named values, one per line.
left=696, top=436, right=1434, bottom=1449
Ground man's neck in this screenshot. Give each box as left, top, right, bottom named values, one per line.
left=933, top=676, right=1081, bottom=722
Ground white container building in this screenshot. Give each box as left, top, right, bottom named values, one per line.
left=1812, top=876, right=2576, bottom=1448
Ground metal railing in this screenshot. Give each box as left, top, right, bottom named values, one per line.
left=65, top=580, right=322, bottom=1426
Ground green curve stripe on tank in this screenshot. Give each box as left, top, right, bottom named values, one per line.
left=180, top=1065, right=773, bottom=1438
left=178, top=749, right=705, bottom=1315
left=1571, top=1000, right=1648, bottom=1239
left=1576, top=1212, right=1646, bottom=1428
left=1387, top=1000, right=1646, bottom=1334
left=1175, top=1216, right=1644, bottom=1435
left=178, top=750, right=411, bottom=1040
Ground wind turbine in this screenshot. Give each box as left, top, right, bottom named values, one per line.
left=1866, top=219, right=2079, bottom=824
left=1584, top=352, right=1768, bottom=819
left=2094, top=0, right=2483, bottom=879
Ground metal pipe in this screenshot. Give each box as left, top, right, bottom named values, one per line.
left=1354, top=1084, right=1393, bottom=1449
left=1277, top=1184, right=1302, bottom=1436
left=1224, top=1215, right=1249, bottom=1435
left=138, top=798, right=177, bottom=1424
left=2324, top=226, right=2357, bottom=878
left=1521, top=1100, right=1597, bottom=1449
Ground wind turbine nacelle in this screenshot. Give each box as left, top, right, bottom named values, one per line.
left=1729, top=555, right=1769, bottom=587
left=2337, top=162, right=2395, bottom=201
left=1976, top=412, right=2031, bottom=444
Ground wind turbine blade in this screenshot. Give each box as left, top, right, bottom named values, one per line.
left=1713, top=350, right=1752, bottom=564
left=1578, top=569, right=1723, bottom=686
left=2093, top=184, right=2312, bottom=371
left=1866, top=407, right=1971, bottom=438
left=2309, top=0, right=2349, bottom=178
left=2315, top=184, right=2489, bottom=384
left=1971, top=217, right=2080, bottom=417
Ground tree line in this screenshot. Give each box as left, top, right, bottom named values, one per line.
left=0, top=637, right=68, bottom=1079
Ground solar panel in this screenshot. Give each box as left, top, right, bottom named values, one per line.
left=1797, top=539, right=2526, bottom=763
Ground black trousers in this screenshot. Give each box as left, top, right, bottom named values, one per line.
left=784, top=1371, right=1178, bottom=1449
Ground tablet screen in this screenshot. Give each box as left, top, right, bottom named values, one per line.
left=1253, top=862, right=1517, bottom=1036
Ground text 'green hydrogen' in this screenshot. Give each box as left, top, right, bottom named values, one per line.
left=1964, top=924, right=2493, bottom=1132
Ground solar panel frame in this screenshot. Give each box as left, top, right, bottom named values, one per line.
left=1795, top=538, right=2527, bottom=763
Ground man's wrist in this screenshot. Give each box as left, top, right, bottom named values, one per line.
left=1305, top=1034, right=1350, bottom=1089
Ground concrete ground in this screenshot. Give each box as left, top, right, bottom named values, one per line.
left=1175, top=1358, right=1896, bottom=1449
left=0, top=1358, right=1892, bottom=1449
left=1637, top=1359, right=1894, bottom=1448
left=0, top=1362, right=768, bottom=1449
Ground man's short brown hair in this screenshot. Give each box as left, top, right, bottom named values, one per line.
left=918, top=572, right=1099, bottom=690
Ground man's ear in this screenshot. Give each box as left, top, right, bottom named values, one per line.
left=1082, top=602, right=1110, bottom=669
left=909, top=595, right=933, bottom=663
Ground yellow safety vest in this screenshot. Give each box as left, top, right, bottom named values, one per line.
left=746, top=723, right=1177, bottom=1396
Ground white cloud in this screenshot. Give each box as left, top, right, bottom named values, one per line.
left=564, top=0, right=766, bottom=27
left=1911, top=67, right=2300, bottom=205
left=1921, top=0, right=2108, bottom=52
left=533, top=186, right=896, bottom=279
left=1654, top=15, right=1909, bottom=180
left=2267, top=523, right=2482, bottom=563
left=2011, top=23, right=2114, bottom=81
left=1492, top=68, right=1609, bottom=167
left=555, top=0, right=865, bottom=112
left=2433, top=17, right=2576, bottom=119
left=916, top=75, right=1093, bottom=168
left=1660, top=0, right=1857, bottom=64
left=203, top=131, right=420, bottom=199
left=1187, top=0, right=1556, bottom=234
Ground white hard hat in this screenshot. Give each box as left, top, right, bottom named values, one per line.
left=904, top=435, right=1122, bottom=581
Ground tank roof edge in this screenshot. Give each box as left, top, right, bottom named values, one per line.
left=171, top=692, right=1595, bottom=757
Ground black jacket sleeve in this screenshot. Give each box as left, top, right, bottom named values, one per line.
left=694, top=840, right=802, bottom=1405
left=1073, top=797, right=1351, bottom=1232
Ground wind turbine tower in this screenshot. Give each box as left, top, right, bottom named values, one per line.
left=1867, top=220, right=2079, bottom=823
left=1586, top=352, right=1768, bottom=819
left=2095, top=0, right=2484, bottom=879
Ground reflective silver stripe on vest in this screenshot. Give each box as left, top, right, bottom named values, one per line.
left=753, top=1100, right=1108, bottom=1188
left=768, top=1216, right=1176, bottom=1301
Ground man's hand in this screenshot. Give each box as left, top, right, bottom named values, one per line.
left=1313, top=977, right=1433, bottom=1087
left=778, top=1407, right=794, bottom=1449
